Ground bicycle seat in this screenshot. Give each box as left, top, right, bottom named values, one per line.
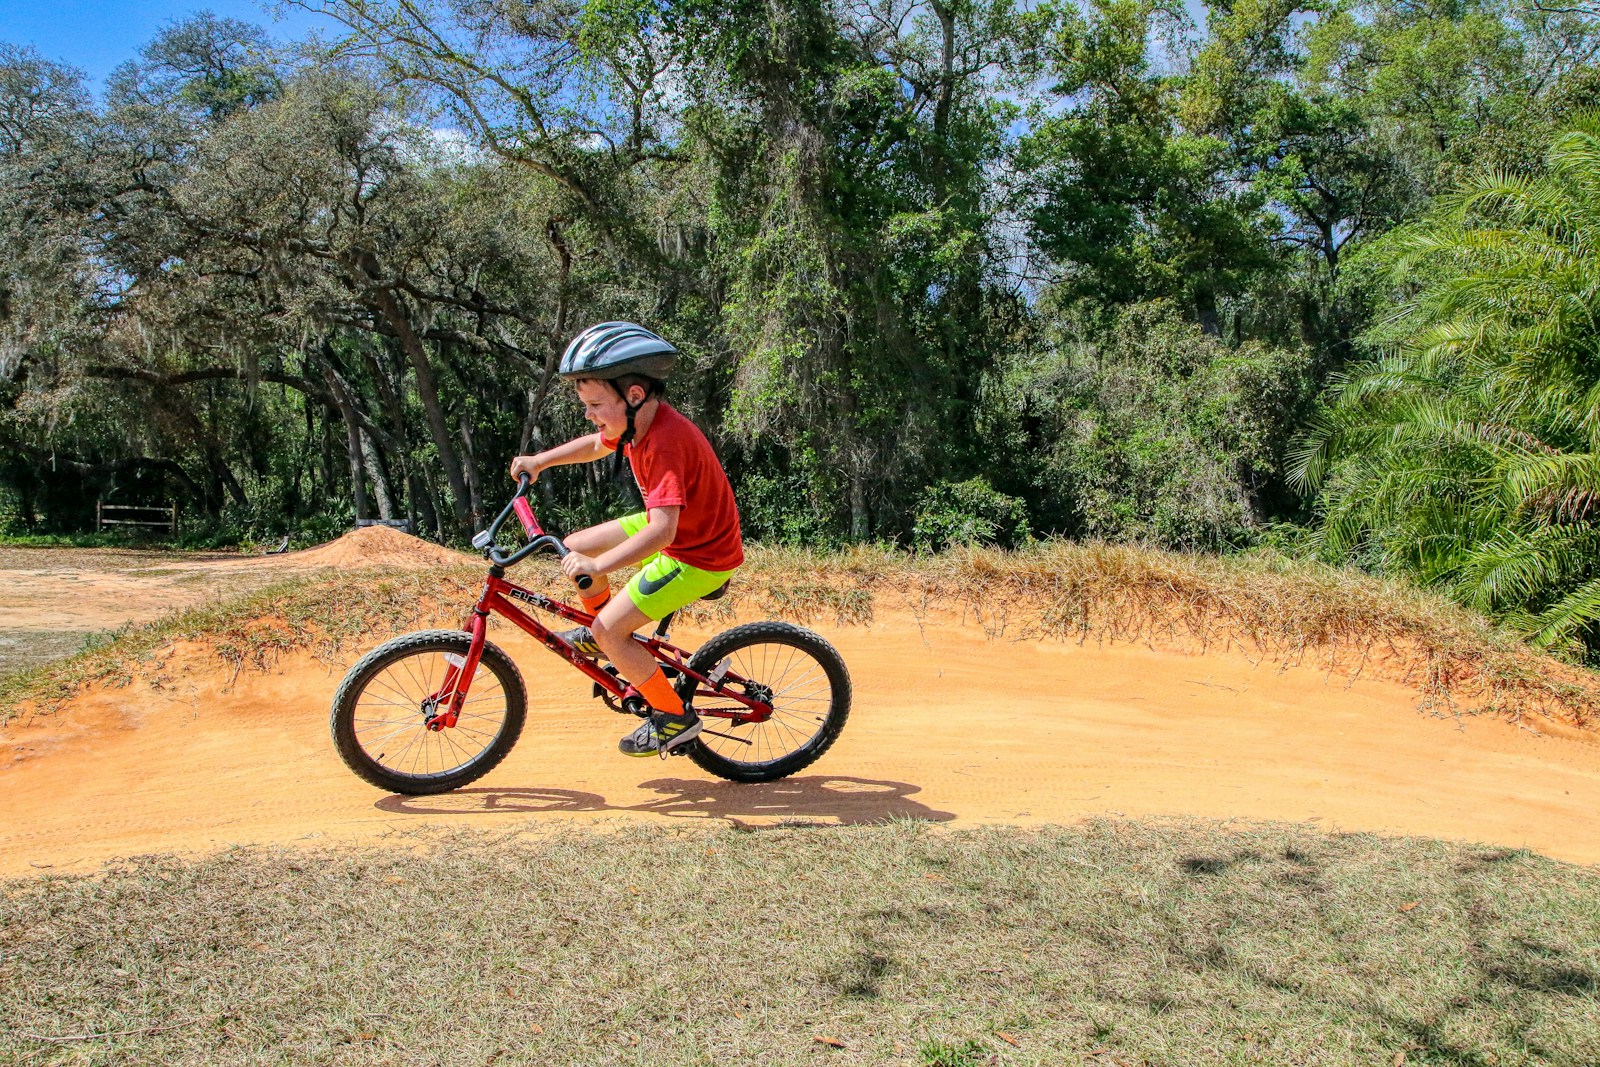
left=702, top=580, right=731, bottom=602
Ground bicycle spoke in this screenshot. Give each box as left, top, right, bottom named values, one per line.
left=386, top=719, right=429, bottom=772
left=437, top=726, right=477, bottom=767
left=340, top=641, right=519, bottom=784
left=687, top=635, right=842, bottom=768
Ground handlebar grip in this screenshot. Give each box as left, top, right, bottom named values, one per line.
left=512, top=497, right=540, bottom=537
left=490, top=473, right=590, bottom=588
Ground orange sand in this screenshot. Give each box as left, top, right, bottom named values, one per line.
left=2, top=533, right=1599, bottom=877
left=5, top=617, right=1600, bottom=876
left=285, top=524, right=475, bottom=570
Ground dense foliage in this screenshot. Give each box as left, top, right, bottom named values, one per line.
left=4, top=1, right=1600, bottom=653
left=1296, top=119, right=1600, bottom=657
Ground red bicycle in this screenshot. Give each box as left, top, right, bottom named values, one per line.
left=329, top=475, right=851, bottom=795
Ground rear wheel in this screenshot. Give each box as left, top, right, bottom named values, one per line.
left=681, top=622, right=850, bottom=783
left=330, top=629, right=526, bottom=795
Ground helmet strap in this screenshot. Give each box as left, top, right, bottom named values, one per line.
left=611, top=386, right=647, bottom=485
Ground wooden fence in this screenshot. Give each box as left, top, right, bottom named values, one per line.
left=96, top=503, right=177, bottom=536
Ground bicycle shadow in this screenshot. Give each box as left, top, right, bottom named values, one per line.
left=373, top=774, right=956, bottom=828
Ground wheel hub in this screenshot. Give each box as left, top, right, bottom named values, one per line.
left=422, top=696, right=458, bottom=731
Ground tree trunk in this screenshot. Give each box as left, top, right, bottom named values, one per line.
left=362, top=431, right=396, bottom=520
left=1195, top=288, right=1220, bottom=337
left=343, top=417, right=371, bottom=521
left=849, top=467, right=868, bottom=541
left=458, top=408, right=482, bottom=528
left=409, top=469, right=437, bottom=540
left=324, top=367, right=372, bottom=521
left=363, top=340, right=414, bottom=527
left=202, top=449, right=246, bottom=515
left=301, top=400, right=317, bottom=505
left=211, top=451, right=247, bottom=507
left=18, top=478, right=36, bottom=529
left=931, top=2, right=957, bottom=146
left=320, top=405, right=337, bottom=513
left=421, top=463, right=448, bottom=541
left=522, top=415, right=557, bottom=511
left=363, top=276, right=475, bottom=537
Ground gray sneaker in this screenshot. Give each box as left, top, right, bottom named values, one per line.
left=554, top=626, right=605, bottom=657
left=619, top=709, right=702, bottom=758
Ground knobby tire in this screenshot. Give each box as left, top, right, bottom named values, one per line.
left=330, top=629, right=527, bottom=795
left=680, top=622, right=851, bottom=783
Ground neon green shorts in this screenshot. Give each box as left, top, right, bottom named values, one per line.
left=616, top=512, right=737, bottom=620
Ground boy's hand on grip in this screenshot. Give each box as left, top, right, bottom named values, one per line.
left=509, top=456, right=541, bottom=481
left=561, top=551, right=599, bottom=586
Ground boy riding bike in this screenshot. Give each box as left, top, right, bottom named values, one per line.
left=508, top=322, right=743, bottom=758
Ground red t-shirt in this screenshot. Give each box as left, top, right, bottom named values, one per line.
left=603, top=402, right=744, bottom=572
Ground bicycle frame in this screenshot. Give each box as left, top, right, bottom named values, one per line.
left=419, top=481, right=773, bottom=739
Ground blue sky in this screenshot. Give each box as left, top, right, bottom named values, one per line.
left=0, top=1, right=338, bottom=90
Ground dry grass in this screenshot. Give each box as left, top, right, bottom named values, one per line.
left=0, top=566, right=483, bottom=725
left=7, top=541, right=1600, bottom=729
left=735, top=542, right=1600, bottom=728
left=2, top=819, right=1596, bottom=1066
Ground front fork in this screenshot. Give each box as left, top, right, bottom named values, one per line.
left=424, top=611, right=489, bottom=731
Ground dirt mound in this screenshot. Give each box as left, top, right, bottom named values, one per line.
left=5, top=607, right=1600, bottom=877
left=282, top=525, right=475, bottom=570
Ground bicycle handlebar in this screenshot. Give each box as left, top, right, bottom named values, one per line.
left=477, top=474, right=592, bottom=589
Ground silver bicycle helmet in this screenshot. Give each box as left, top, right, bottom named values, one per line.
left=558, top=322, right=677, bottom=382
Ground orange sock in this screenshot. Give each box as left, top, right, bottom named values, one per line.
left=636, top=666, right=685, bottom=717
left=580, top=587, right=612, bottom=614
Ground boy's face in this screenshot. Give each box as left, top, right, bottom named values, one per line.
left=575, top=379, right=637, bottom=439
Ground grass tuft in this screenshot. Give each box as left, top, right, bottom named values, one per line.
left=918, top=1039, right=991, bottom=1066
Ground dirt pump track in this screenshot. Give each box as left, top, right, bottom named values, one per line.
left=2, top=529, right=1600, bottom=878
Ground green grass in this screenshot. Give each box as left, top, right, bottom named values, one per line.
left=2, top=819, right=1596, bottom=1065
left=0, top=530, right=242, bottom=552
left=0, top=531, right=185, bottom=550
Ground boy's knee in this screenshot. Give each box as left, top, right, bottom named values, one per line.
left=565, top=518, right=631, bottom=557
left=588, top=612, right=630, bottom=649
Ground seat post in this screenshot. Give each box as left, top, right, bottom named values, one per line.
left=653, top=611, right=676, bottom=639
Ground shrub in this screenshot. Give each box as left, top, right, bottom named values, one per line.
left=1001, top=301, right=1312, bottom=550
left=912, top=476, right=1030, bottom=551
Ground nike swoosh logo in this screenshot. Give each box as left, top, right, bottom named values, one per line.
left=637, top=566, right=682, bottom=596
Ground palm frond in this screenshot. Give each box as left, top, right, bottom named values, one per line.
left=1455, top=524, right=1600, bottom=610
left=1315, top=120, right=1600, bottom=658
left=1528, top=573, right=1600, bottom=650
left=1499, top=451, right=1600, bottom=520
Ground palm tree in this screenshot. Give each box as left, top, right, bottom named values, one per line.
left=1293, top=117, right=1600, bottom=659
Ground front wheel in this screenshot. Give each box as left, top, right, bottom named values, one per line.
left=330, top=629, right=527, bottom=795
left=681, top=622, right=851, bottom=783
